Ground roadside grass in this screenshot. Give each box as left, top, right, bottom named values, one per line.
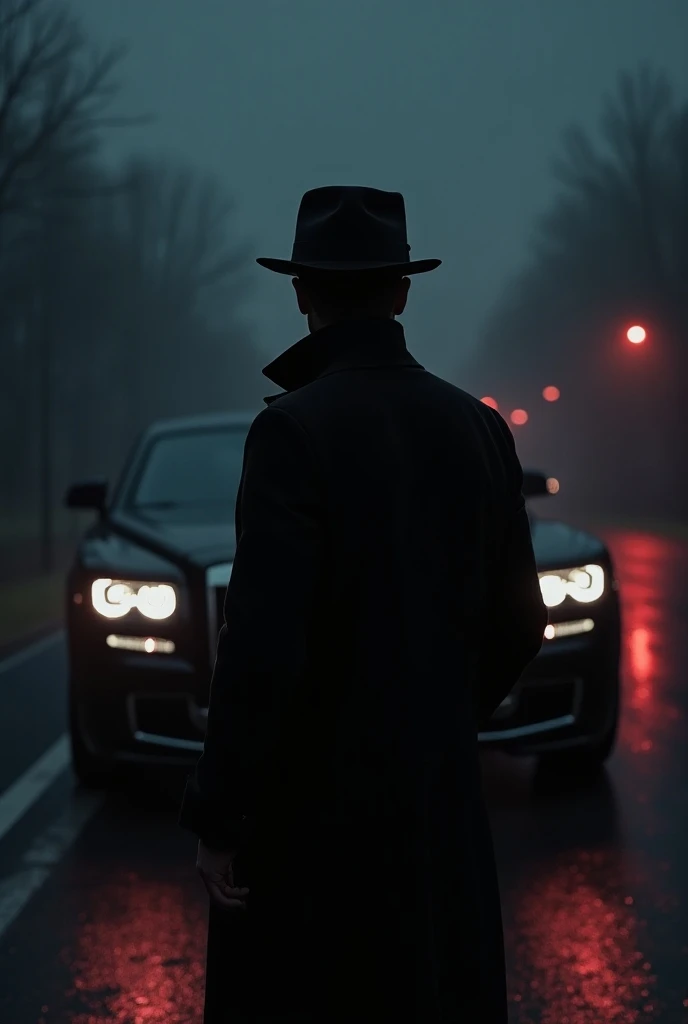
left=0, top=573, right=64, bottom=648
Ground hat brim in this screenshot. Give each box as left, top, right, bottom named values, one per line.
left=256, top=257, right=441, bottom=276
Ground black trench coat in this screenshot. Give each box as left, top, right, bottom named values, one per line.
left=180, top=318, right=546, bottom=1023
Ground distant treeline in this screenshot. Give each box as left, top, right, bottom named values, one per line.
left=0, top=0, right=264, bottom=550
left=463, top=67, right=688, bottom=519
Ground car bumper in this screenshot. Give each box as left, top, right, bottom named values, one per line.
left=70, top=646, right=209, bottom=765
left=70, top=602, right=621, bottom=766
left=67, top=564, right=227, bottom=766
left=478, top=606, right=621, bottom=755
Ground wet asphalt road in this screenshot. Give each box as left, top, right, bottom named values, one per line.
left=0, top=529, right=686, bottom=1024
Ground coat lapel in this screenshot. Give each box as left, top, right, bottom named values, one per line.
left=261, top=319, right=422, bottom=398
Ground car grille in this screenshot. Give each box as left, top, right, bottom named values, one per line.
left=205, top=562, right=233, bottom=663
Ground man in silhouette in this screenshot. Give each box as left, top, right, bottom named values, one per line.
left=180, top=185, right=547, bottom=1023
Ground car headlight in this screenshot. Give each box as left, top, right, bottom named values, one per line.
left=538, top=564, right=605, bottom=608
left=91, top=579, right=177, bottom=620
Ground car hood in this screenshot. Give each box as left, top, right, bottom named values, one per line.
left=530, top=516, right=608, bottom=570
left=76, top=510, right=607, bottom=579
left=77, top=513, right=235, bottom=578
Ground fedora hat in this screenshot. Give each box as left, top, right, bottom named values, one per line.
left=256, top=185, right=441, bottom=276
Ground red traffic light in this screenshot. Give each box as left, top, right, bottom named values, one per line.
left=480, top=396, right=498, bottom=410
left=542, top=385, right=560, bottom=402
left=510, top=409, right=528, bottom=426
left=626, top=325, right=646, bottom=344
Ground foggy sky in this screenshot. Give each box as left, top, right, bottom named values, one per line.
left=70, top=0, right=688, bottom=379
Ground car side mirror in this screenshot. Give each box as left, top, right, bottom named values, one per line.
left=65, top=479, right=108, bottom=514
left=522, top=470, right=550, bottom=499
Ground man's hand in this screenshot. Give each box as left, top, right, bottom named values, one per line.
left=196, top=840, right=249, bottom=911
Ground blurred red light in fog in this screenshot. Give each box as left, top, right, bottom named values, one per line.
left=543, top=385, right=560, bottom=402
left=627, top=325, right=646, bottom=344
left=481, top=396, right=498, bottom=410
left=511, top=409, right=528, bottom=426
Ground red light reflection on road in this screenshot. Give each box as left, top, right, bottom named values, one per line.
left=508, top=852, right=658, bottom=1023
left=629, top=628, right=653, bottom=687
left=61, top=874, right=206, bottom=1023
left=504, top=530, right=688, bottom=1023
left=605, top=531, right=685, bottom=763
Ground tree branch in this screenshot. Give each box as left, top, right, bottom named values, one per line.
left=0, top=0, right=43, bottom=36
left=0, top=0, right=127, bottom=218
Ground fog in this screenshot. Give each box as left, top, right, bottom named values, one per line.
left=69, top=0, right=688, bottom=373
left=2, top=0, right=688, bottom=578
left=2, top=7, right=688, bottom=1015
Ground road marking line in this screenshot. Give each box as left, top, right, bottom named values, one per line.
left=0, top=734, right=71, bottom=843
left=0, top=792, right=102, bottom=938
left=0, top=630, right=64, bottom=676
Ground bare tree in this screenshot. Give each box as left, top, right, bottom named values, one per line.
left=116, top=158, right=250, bottom=312
left=0, top=147, right=262, bottom=571
left=464, top=67, right=688, bottom=517
left=103, top=158, right=256, bottom=416
left=534, top=68, right=677, bottom=307
left=666, top=102, right=688, bottom=323
left=0, top=0, right=125, bottom=224
left=0, top=5, right=262, bottom=571
left=471, top=67, right=686, bottom=378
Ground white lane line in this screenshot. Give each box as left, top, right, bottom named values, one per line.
left=0, top=630, right=64, bottom=676
left=0, top=734, right=71, bottom=843
left=0, top=791, right=102, bottom=938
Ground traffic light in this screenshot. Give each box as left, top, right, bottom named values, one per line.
left=542, top=385, right=560, bottom=402
left=480, top=396, right=498, bottom=410
left=510, top=409, right=528, bottom=426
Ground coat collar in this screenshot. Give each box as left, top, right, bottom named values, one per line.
left=262, top=318, right=422, bottom=402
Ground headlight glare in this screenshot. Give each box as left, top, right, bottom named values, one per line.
left=136, top=583, right=177, bottom=619
left=539, top=574, right=567, bottom=607
left=538, top=564, right=605, bottom=608
left=91, top=578, right=177, bottom=619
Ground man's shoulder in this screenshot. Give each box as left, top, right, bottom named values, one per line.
left=420, top=370, right=483, bottom=406
left=403, top=369, right=507, bottom=427
left=264, top=369, right=503, bottom=438
left=268, top=367, right=482, bottom=407
left=423, top=373, right=512, bottom=426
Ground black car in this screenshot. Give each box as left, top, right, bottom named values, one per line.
left=65, top=411, right=621, bottom=785
left=485, top=471, right=621, bottom=773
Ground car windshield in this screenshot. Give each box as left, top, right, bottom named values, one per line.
left=123, top=425, right=249, bottom=520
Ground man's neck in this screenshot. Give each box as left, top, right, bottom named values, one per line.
left=309, top=313, right=395, bottom=333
